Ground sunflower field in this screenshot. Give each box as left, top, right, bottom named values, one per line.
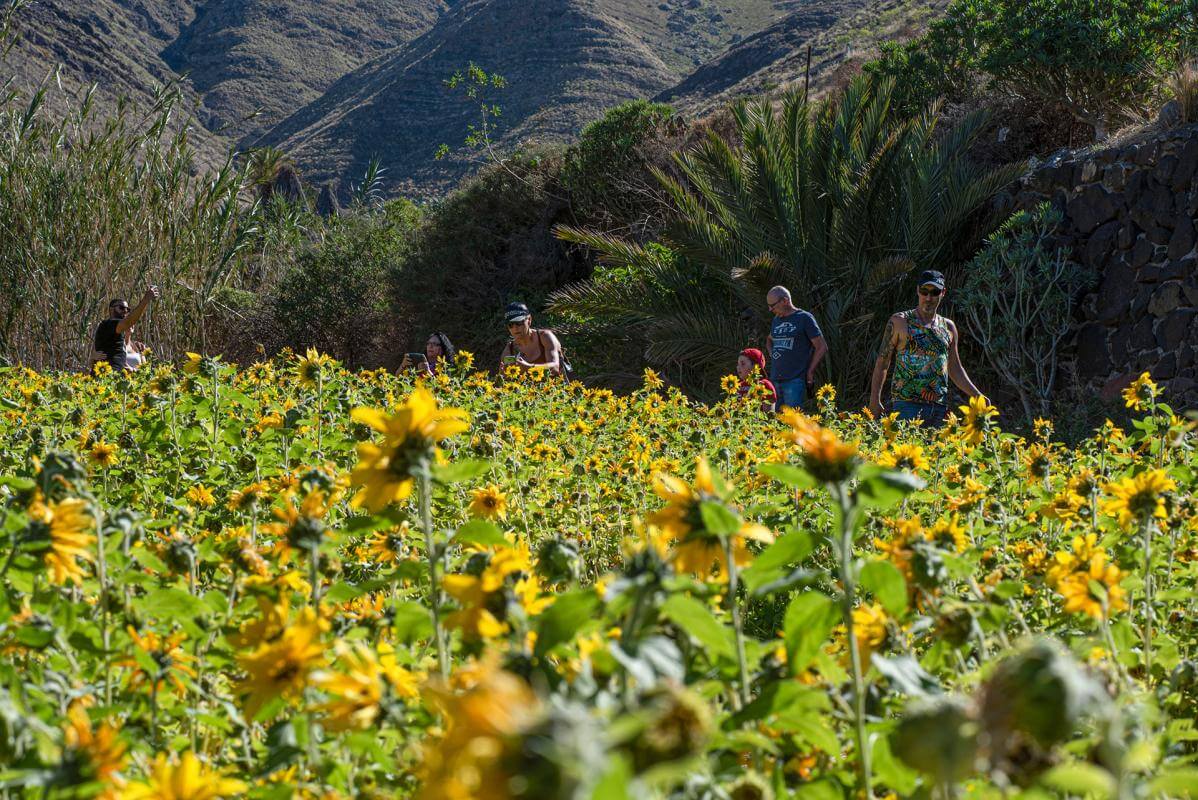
left=0, top=353, right=1196, bottom=800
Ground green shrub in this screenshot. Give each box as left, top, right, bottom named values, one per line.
left=865, top=0, right=1191, bottom=139
left=392, top=153, right=579, bottom=368
left=268, top=200, right=421, bottom=365
left=956, top=203, right=1093, bottom=426
left=561, top=100, right=683, bottom=230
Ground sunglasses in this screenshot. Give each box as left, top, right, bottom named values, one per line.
left=767, top=298, right=782, bottom=309
left=918, top=286, right=942, bottom=297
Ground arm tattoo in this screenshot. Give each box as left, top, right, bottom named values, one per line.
left=879, top=319, right=897, bottom=362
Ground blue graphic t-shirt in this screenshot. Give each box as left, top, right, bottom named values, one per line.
left=769, top=311, right=822, bottom=383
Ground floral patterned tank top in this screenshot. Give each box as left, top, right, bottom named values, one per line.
left=892, top=309, right=951, bottom=405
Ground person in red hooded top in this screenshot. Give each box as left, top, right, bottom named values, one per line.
left=736, top=348, right=777, bottom=412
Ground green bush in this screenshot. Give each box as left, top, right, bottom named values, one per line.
left=865, top=0, right=1191, bottom=138
left=561, top=100, right=684, bottom=230
left=956, top=203, right=1093, bottom=426
left=268, top=200, right=421, bottom=365
left=391, top=154, right=577, bottom=367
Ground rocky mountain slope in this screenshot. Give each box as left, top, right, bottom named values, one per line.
left=260, top=0, right=699, bottom=195
left=161, top=0, right=446, bottom=143
left=3, top=0, right=938, bottom=195
left=657, top=0, right=945, bottom=113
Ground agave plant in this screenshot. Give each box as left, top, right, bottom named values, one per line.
left=550, top=75, right=1025, bottom=399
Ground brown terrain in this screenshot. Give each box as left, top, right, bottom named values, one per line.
left=3, top=0, right=937, bottom=195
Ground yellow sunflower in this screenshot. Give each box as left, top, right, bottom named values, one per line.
left=349, top=388, right=470, bottom=512
left=121, top=751, right=246, bottom=800
left=468, top=485, right=509, bottom=520
left=778, top=410, right=859, bottom=483
left=235, top=608, right=327, bottom=719
left=88, top=440, right=119, bottom=469
left=1103, top=470, right=1176, bottom=529
left=312, top=641, right=420, bottom=731
left=28, top=496, right=94, bottom=586
left=958, top=396, right=999, bottom=445
left=1121, top=372, right=1159, bottom=411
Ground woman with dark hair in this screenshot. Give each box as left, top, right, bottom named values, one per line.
left=400, top=332, right=455, bottom=376
left=737, top=348, right=777, bottom=411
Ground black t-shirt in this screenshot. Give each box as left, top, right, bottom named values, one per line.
left=94, top=318, right=127, bottom=369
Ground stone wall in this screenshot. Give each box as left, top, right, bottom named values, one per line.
left=1012, top=124, right=1198, bottom=410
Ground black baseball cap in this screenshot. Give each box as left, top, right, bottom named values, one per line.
left=504, top=302, right=531, bottom=324
left=918, top=270, right=946, bottom=290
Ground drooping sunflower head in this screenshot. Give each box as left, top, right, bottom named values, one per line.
left=122, top=752, right=246, bottom=800
left=235, top=607, right=327, bottom=720
left=349, top=389, right=470, bottom=513
left=28, top=496, right=95, bottom=586
left=779, top=410, right=859, bottom=484
left=1121, top=372, right=1159, bottom=411
left=61, top=704, right=127, bottom=786
left=957, top=396, right=999, bottom=445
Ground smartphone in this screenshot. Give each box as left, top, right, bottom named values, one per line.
left=407, top=352, right=427, bottom=363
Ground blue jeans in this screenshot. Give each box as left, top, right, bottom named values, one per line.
left=775, top=377, right=807, bottom=410
left=893, top=400, right=948, bottom=428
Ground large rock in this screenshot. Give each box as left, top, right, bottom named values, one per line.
left=1159, top=256, right=1195, bottom=281
left=1173, top=137, right=1198, bottom=191
left=1095, top=260, right=1137, bottom=322
left=1157, top=309, right=1197, bottom=351
left=1184, top=277, right=1198, bottom=306
left=1067, top=184, right=1118, bottom=234
left=1131, top=315, right=1157, bottom=350
left=1168, top=217, right=1196, bottom=260
left=1130, top=182, right=1176, bottom=231
left=1129, top=235, right=1154, bottom=268
left=1083, top=220, right=1121, bottom=270
left=1100, top=372, right=1138, bottom=402
left=1075, top=323, right=1110, bottom=378
left=1156, top=351, right=1178, bottom=379
left=1147, top=281, right=1183, bottom=317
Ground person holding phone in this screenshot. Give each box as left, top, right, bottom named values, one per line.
left=93, top=286, right=159, bottom=371
left=400, top=332, right=455, bottom=377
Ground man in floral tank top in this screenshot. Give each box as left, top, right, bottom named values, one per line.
left=869, top=270, right=987, bottom=428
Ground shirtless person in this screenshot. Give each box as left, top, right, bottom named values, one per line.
left=869, top=270, right=986, bottom=427
left=499, top=302, right=564, bottom=376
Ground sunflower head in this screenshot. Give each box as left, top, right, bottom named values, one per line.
left=1122, top=372, right=1160, bottom=411
left=779, top=410, right=859, bottom=483
left=87, top=441, right=119, bottom=469
left=468, top=484, right=509, bottom=520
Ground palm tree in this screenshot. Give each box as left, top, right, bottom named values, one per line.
left=550, top=74, right=1025, bottom=399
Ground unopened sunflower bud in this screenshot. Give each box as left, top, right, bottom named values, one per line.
left=979, top=639, right=1107, bottom=749
left=892, top=694, right=978, bottom=781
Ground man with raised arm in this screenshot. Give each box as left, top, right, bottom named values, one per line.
left=869, top=270, right=986, bottom=427
left=765, top=286, right=827, bottom=410
left=93, top=286, right=159, bottom=371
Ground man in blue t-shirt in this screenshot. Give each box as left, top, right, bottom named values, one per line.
left=765, top=286, right=827, bottom=410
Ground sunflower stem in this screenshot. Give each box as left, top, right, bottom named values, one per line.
left=1141, top=517, right=1154, bottom=679
left=420, top=472, right=449, bottom=679
left=723, top=534, right=751, bottom=709
left=833, top=483, right=872, bottom=797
